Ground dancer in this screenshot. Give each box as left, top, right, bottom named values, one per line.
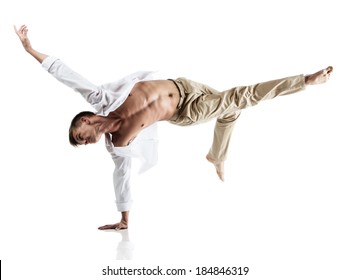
left=14, top=25, right=333, bottom=230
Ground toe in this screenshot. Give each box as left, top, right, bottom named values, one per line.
left=217, top=171, right=225, bottom=182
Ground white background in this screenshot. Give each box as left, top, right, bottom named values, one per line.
left=1, top=0, right=348, bottom=279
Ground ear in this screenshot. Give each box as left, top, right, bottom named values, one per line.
left=80, top=116, right=91, bottom=124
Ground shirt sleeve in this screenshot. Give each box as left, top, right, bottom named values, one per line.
left=41, top=56, right=112, bottom=113
left=111, top=155, right=133, bottom=212
left=41, top=56, right=155, bottom=116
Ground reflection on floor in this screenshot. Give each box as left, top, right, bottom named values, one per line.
left=115, top=229, right=134, bottom=260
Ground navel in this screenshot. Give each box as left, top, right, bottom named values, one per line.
left=169, top=93, right=173, bottom=98
left=141, top=123, right=144, bottom=127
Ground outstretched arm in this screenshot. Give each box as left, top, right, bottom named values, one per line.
left=14, top=25, right=48, bottom=63
left=14, top=24, right=111, bottom=112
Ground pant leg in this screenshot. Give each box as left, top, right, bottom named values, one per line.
left=217, top=74, right=306, bottom=112
left=170, top=75, right=305, bottom=125
left=206, top=74, right=306, bottom=161
left=207, top=110, right=241, bottom=162
left=170, top=75, right=306, bottom=161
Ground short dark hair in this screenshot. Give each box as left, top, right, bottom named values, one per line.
left=69, top=111, right=96, bottom=147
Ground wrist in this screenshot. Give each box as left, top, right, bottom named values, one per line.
left=121, top=211, right=129, bottom=225
left=25, top=46, right=34, bottom=53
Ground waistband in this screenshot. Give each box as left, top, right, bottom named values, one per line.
left=168, top=79, right=185, bottom=110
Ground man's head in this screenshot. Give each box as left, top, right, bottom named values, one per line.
left=69, top=111, right=101, bottom=146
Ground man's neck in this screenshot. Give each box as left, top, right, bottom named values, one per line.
left=97, top=115, right=122, bottom=134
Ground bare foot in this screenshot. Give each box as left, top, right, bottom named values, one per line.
left=305, top=66, right=333, bottom=85
left=206, top=155, right=225, bottom=181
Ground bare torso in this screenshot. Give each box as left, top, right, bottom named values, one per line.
left=106, top=80, right=180, bottom=147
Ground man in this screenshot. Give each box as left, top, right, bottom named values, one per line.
left=14, top=25, right=333, bottom=230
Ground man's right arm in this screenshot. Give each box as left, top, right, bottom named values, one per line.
left=14, top=25, right=48, bottom=63
left=14, top=25, right=110, bottom=112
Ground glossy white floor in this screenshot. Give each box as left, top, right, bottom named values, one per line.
left=1, top=1, right=348, bottom=279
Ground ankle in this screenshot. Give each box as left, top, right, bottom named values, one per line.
left=206, top=155, right=222, bottom=164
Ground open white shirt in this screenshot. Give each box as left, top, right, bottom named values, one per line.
left=42, top=56, right=158, bottom=212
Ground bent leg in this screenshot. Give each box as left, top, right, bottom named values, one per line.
left=206, top=110, right=241, bottom=181
left=207, top=111, right=241, bottom=162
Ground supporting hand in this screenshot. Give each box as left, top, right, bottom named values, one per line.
left=98, top=221, right=128, bottom=230
left=98, top=211, right=129, bottom=230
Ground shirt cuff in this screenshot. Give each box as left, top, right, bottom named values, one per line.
left=41, top=56, right=59, bottom=71
left=116, top=200, right=133, bottom=212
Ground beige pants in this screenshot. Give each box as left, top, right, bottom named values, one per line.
left=169, top=74, right=306, bottom=162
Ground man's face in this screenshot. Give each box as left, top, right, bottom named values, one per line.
left=73, top=121, right=100, bottom=146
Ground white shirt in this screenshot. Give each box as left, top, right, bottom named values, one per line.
left=42, top=56, right=158, bottom=212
